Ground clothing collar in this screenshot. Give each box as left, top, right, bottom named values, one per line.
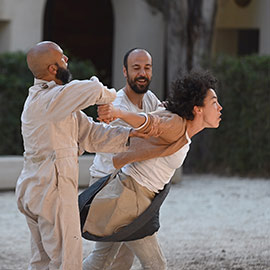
left=185, top=131, right=192, bottom=144
left=34, top=78, right=56, bottom=89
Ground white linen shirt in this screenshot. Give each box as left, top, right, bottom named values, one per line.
left=90, top=88, right=161, bottom=178
left=122, top=132, right=191, bottom=193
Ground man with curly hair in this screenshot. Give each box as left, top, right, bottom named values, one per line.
left=81, top=70, right=222, bottom=270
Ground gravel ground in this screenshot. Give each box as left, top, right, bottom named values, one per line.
left=0, top=174, right=269, bottom=270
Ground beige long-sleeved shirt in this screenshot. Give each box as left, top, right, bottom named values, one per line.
left=16, top=77, right=130, bottom=222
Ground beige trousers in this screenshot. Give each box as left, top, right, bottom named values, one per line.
left=84, top=172, right=155, bottom=237
left=85, top=172, right=155, bottom=270
left=25, top=187, right=82, bottom=270
left=84, top=174, right=167, bottom=269
left=83, top=233, right=167, bottom=270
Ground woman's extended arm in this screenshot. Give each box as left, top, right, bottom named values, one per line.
left=97, top=103, right=147, bottom=128
left=97, top=103, right=162, bottom=138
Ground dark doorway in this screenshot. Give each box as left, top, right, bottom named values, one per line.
left=238, top=29, right=259, bottom=56
left=43, top=0, right=114, bottom=85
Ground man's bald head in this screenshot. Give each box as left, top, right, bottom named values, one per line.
left=123, top=48, right=152, bottom=71
left=27, top=41, right=63, bottom=78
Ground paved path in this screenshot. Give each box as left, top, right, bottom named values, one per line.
left=1, top=175, right=270, bottom=270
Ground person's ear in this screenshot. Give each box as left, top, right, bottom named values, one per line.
left=48, top=64, right=58, bottom=75
left=193, top=106, right=202, bottom=115
left=123, top=66, right=127, bottom=78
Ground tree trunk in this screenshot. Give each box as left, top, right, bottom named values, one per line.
left=166, top=0, right=188, bottom=87
left=167, top=0, right=217, bottom=85
left=189, top=0, right=217, bottom=69
left=145, top=0, right=218, bottom=90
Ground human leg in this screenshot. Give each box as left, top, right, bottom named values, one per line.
left=107, top=174, right=155, bottom=269
left=84, top=173, right=156, bottom=269
left=25, top=205, right=82, bottom=270
left=38, top=186, right=82, bottom=270
left=38, top=212, right=82, bottom=270
left=125, top=233, right=167, bottom=270
left=26, top=216, right=50, bottom=270
left=109, top=244, right=134, bottom=270
left=83, top=242, right=122, bottom=270
left=88, top=175, right=135, bottom=270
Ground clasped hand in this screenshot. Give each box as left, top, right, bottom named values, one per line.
left=97, top=103, right=119, bottom=124
left=97, top=104, right=162, bottom=138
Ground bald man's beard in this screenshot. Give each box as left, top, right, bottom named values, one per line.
left=56, top=66, right=72, bottom=84
left=127, top=74, right=151, bottom=94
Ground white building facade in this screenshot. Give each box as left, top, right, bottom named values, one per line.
left=0, top=0, right=269, bottom=98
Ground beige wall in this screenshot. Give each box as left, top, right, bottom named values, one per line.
left=0, top=0, right=165, bottom=99
left=0, top=0, right=46, bottom=53
left=258, top=0, right=270, bottom=54
left=0, top=155, right=94, bottom=190
left=216, top=0, right=261, bottom=28
left=0, top=0, right=269, bottom=58
left=0, top=0, right=268, bottom=80
left=213, top=0, right=270, bottom=55
left=111, top=0, right=165, bottom=99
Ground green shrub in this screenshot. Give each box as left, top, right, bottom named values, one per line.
left=0, top=52, right=98, bottom=155
left=184, top=54, right=270, bottom=178
left=0, top=52, right=32, bottom=155
left=1, top=52, right=269, bottom=178
left=68, top=57, right=98, bottom=120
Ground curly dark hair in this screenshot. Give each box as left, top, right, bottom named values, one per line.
left=164, top=70, right=217, bottom=120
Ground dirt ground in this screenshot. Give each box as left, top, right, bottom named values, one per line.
left=0, top=174, right=269, bottom=270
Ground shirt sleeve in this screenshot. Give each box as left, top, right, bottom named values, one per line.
left=76, top=111, right=131, bottom=154
left=45, top=76, right=116, bottom=121
left=147, top=91, right=162, bottom=111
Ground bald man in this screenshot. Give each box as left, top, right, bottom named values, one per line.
left=15, top=41, right=142, bottom=270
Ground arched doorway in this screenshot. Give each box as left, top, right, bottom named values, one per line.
left=43, top=0, right=114, bottom=85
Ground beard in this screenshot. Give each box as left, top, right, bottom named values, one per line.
left=56, top=66, right=72, bottom=84
left=127, top=74, right=151, bottom=94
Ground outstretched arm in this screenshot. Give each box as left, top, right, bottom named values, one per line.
left=97, top=103, right=162, bottom=137
left=45, top=76, right=117, bottom=121
left=97, top=103, right=147, bottom=128
left=77, top=111, right=161, bottom=155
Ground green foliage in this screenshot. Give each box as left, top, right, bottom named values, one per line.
left=184, top=54, right=270, bottom=178
left=0, top=52, right=98, bottom=155
left=0, top=52, right=32, bottom=155
left=68, top=58, right=98, bottom=120
left=1, top=52, right=269, bottom=177
left=69, top=58, right=96, bottom=80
